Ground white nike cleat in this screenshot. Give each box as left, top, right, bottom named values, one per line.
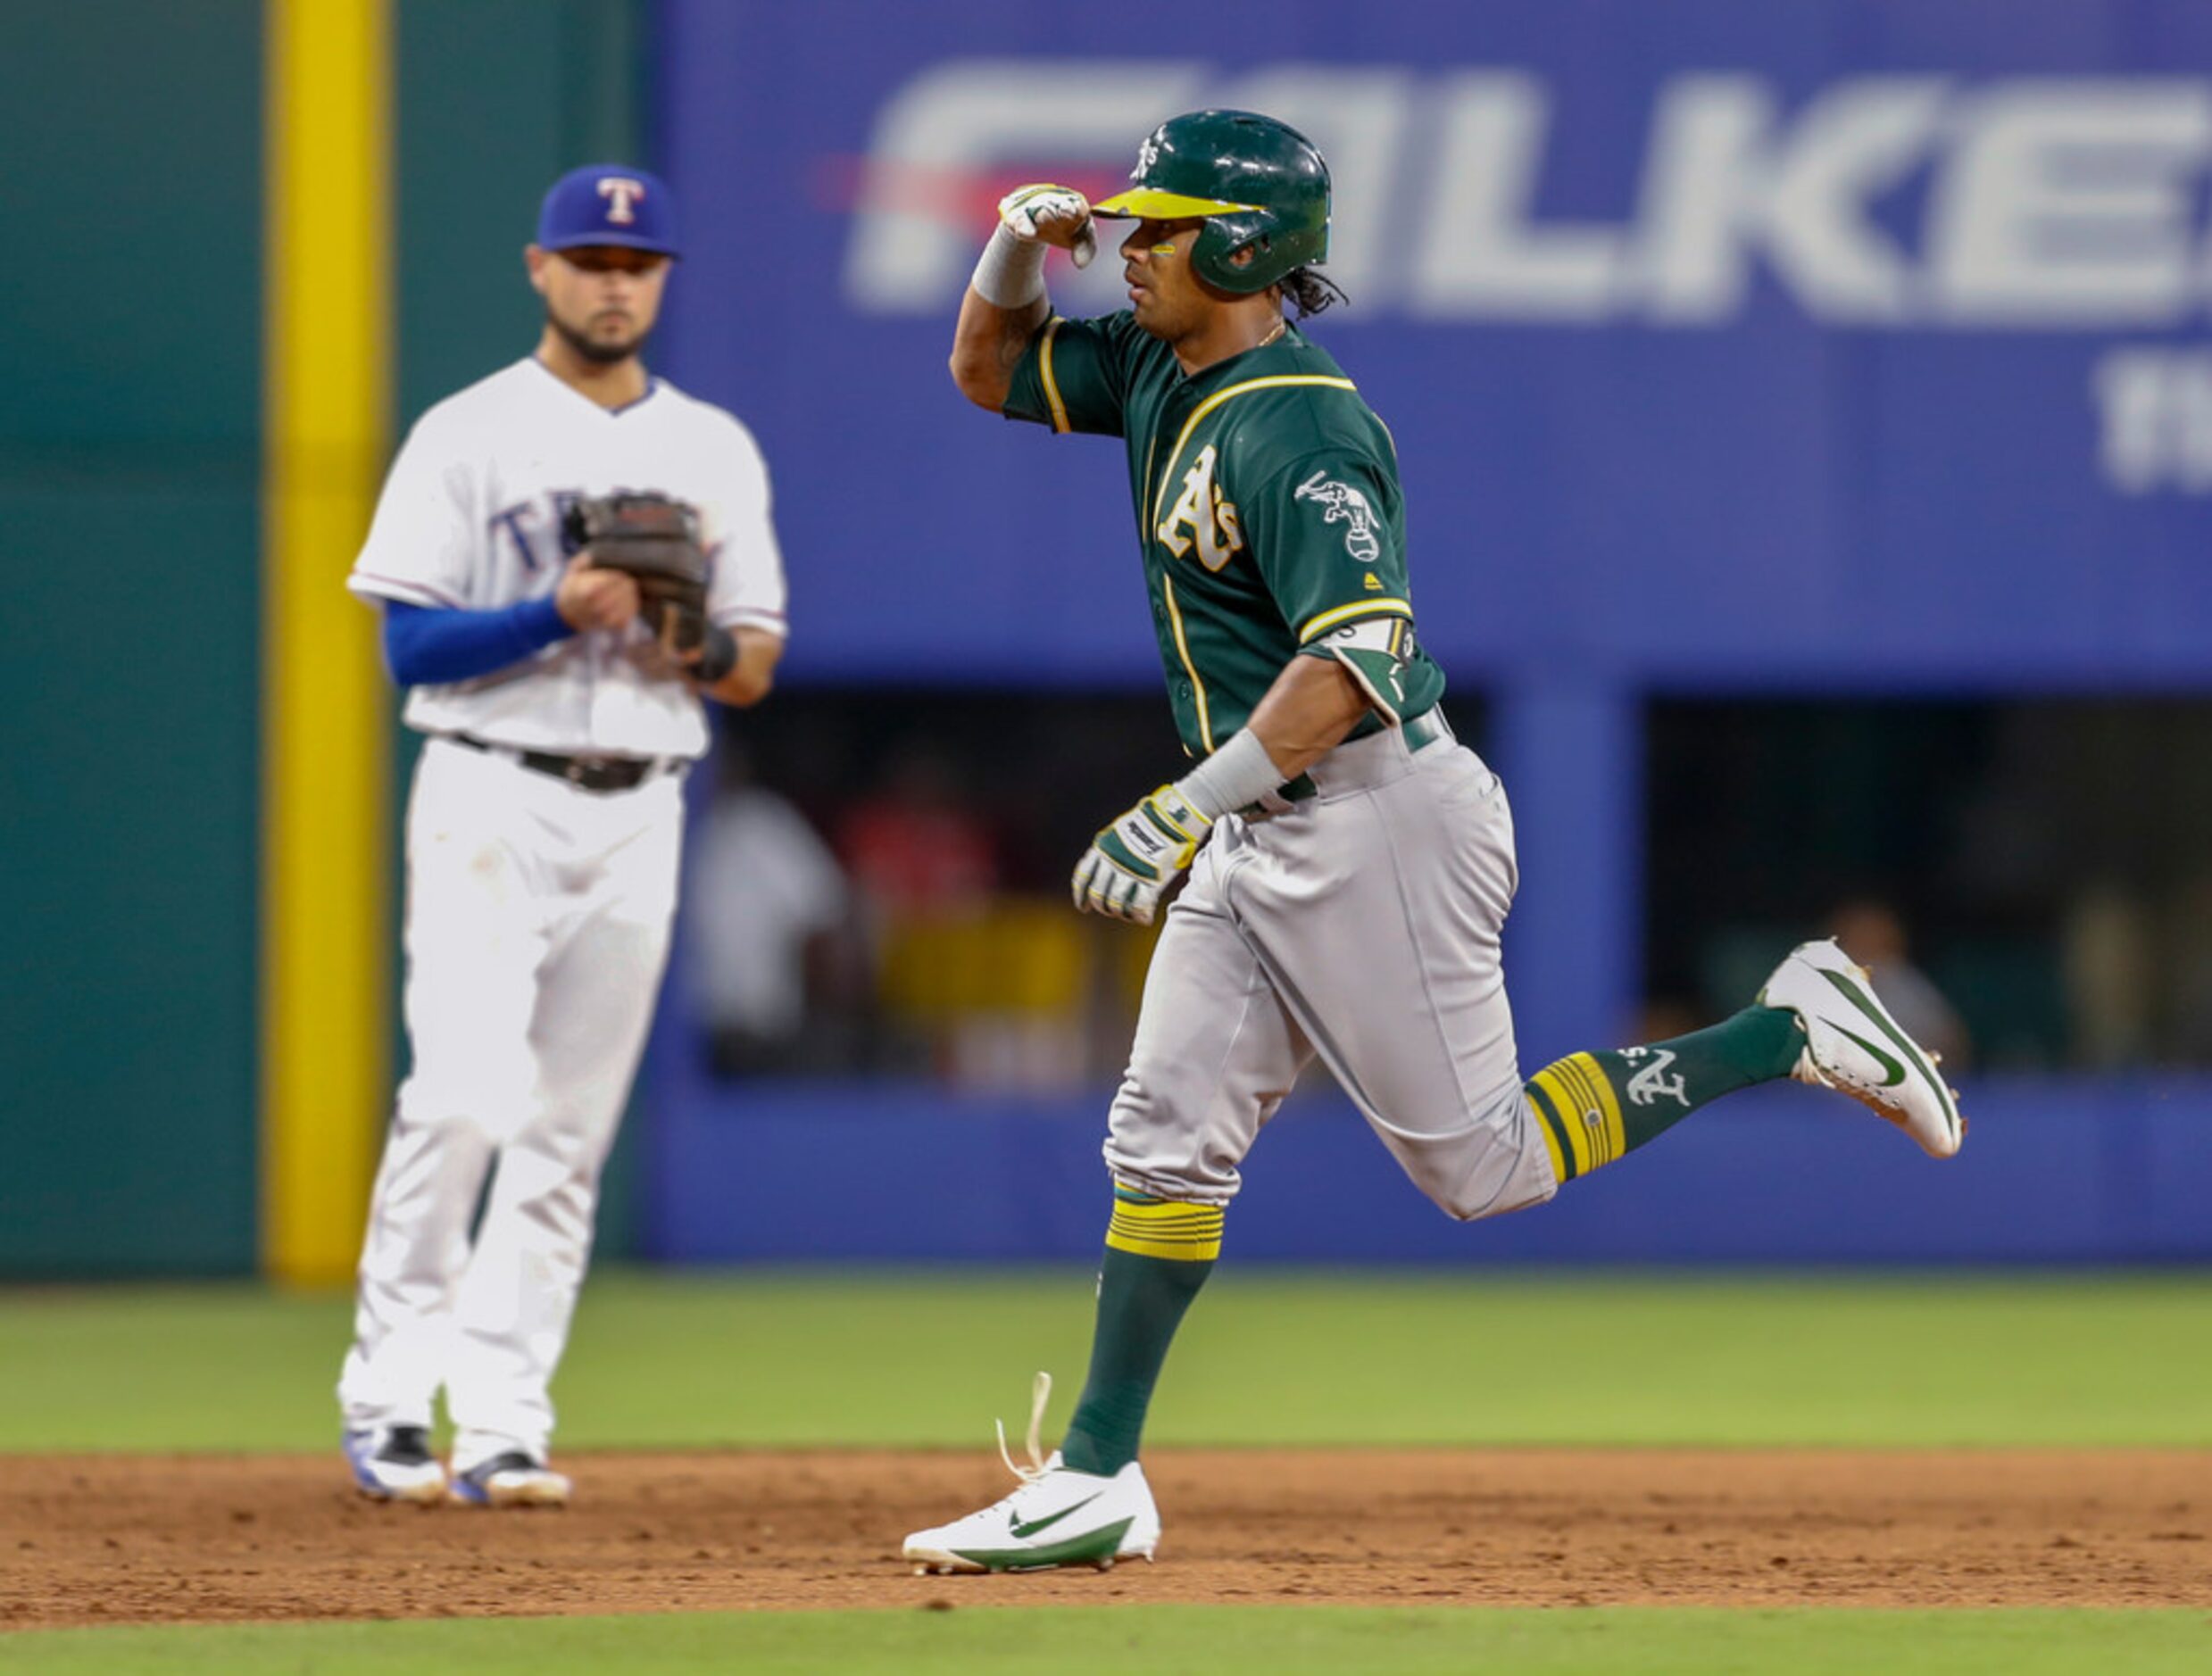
left=902, top=1373, right=1160, bottom=1574
left=1759, top=938, right=1966, bottom=1159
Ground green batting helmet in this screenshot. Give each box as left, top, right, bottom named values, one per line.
left=1094, top=110, right=1330, bottom=295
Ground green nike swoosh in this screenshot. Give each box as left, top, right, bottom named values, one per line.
left=1010, top=1491, right=1104, bottom=1541
left=1817, top=967, right=1958, bottom=1134
left=1832, top=1023, right=1905, bottom=1087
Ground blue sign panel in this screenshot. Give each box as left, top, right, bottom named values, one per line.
left=660, top=1, right=2210, bottom=690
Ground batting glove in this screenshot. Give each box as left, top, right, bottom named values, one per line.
left=997, top=183, right=1097, bottom=270
left=1073, top=785, right=1211, bottom=925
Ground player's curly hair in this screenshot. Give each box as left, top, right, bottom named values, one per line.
left=1280, top=266, right=1348, bottom=319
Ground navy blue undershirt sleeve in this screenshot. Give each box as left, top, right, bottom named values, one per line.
left=381, top=597, right=574, bottom=686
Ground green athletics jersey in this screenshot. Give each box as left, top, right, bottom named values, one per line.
left=1003, top=311, right=1444, bottom=760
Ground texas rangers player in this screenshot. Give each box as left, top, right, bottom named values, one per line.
left=902, top=111, right=1964, bottom=1573
left=338, top=164, right=787, bottom=1506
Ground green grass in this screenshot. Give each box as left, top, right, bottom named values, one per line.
left=3, top=1608, right=2208, bottom=1675
left=1, top=1268, right=2208, bottom=1453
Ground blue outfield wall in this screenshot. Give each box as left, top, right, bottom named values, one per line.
left=657, top=0, right=2212, bottom=693
left=641, top=2, right=2212, bottom=1267
left=641, top=1074, right=2212, bottom=1266
left=652, top=0, right=2212, bottom=1090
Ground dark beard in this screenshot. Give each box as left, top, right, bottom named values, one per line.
left=547, top=306, right=645, bottom=367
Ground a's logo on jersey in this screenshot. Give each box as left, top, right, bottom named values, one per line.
left=597, top=176, right=647, bottom=224
left=1158, top=443, right=1244, bottom=572
left=1294, top=470, right=1382, bottom=564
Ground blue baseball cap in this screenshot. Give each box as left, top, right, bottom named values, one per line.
left=536, top=164, right=680, bottom=257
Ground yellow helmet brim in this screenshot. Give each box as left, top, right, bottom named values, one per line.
left=1092, top=187, right=1261, bottom=220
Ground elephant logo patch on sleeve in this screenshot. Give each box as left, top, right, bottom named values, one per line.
left=1294, top=470, right=1382, bottom=563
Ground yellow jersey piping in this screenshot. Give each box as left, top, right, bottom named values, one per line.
left=1298, top=598, right=1413, bottom=643
left=1148, top=375, right=1359, bottom=533
left=1039, top=318, right=1070, bottom=435
left=1161, top=574, right=1215, bottom=752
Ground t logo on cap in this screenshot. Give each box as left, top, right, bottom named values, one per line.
left=597, top=177, right=646, bottom=225
left=537, top=163, right=680, bottom=258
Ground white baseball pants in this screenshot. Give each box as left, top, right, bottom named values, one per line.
left=338, top=738, right=682, bottom=1469
left=1104, top=716, right=1560, bottom=1221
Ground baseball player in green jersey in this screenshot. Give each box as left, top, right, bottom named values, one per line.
left=902, top=110, right=1966, bottom=1576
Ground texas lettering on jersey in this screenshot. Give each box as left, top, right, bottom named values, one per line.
left=487, top=486, right=715, bottom=575
left=487, top=489, right=585, bottom=573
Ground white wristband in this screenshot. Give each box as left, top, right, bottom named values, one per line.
left=1175, top=729, right=1286, bottom=821
left=970, top=223, right=1048, bottom=310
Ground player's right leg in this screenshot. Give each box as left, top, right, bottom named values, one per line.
left=903, top=846, right=1309, bottom=1574
left=1508, top=938, right=1962, bottom=1186
left=338, top=740, right=552, bottom=1501
left=1228, top=724, right=1960, bottom=1217
left=1212, top=728, right=1563, bottom=1220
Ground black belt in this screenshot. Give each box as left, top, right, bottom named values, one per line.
left=447, top=733, right=682, bottom=794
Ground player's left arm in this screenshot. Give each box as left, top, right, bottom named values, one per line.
left=1242, top=654, right=1370, bottom=777
left=1071, top=659, right=1364, bottom=925
left=693, top=626, right=782, bottom=709
left=691, top=420, right=790, bottom=708
left=1245, top=448, right=1420, bottom=727
left=1074, top=452, right=1412, bottom=925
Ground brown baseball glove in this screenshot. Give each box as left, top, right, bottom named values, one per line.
left=563, top=491, right=709, bottom=654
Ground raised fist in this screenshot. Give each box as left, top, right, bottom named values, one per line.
left=997, top=183, right=1097, bottom=270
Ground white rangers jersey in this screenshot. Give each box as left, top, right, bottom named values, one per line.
left=348, top=357, right=787, bottom=759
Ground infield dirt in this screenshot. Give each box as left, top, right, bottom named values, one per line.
left=2, top=1448, right=2207, bottom=1627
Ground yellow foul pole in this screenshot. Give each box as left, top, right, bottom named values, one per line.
left=262, top=0, right=392, bottom=1284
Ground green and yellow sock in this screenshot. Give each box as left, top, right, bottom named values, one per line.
left=1525, top=1004, right=1802, bottom=1185
left=1059, top=1187, right=1221, bottom=1477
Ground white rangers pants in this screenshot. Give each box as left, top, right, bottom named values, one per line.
left=338, top=738, right=683, bottom=1469
left=1105, top=714, right=1560, bottom=1220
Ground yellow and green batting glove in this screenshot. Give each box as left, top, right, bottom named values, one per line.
left=1072, top=784, right=1212, bottom=925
